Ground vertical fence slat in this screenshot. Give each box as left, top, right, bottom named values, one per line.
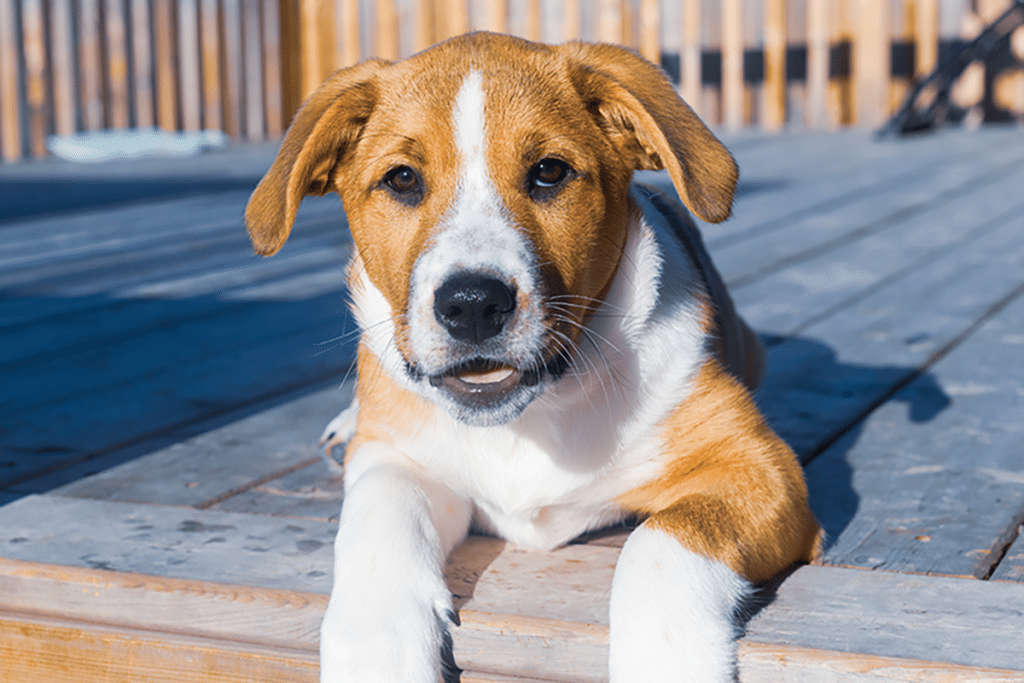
left=639, top=0, right=659, bottom=64
left=806, top=0, right=829, bottom=128
left=763, top=0, right=787, bottom=130
left=49, top=0, right=76, bottom=135
left=130, top=0, right=155, bottom=129
left=104, top=0, right=130, bottom=129
left=723, top=0, right=745, bottom=130
left=483, top=0, right=507, bottom=33
left=243, top=0, right=265, bottom=140
left=596, top=0, right=622, bottom=43
left=79, top=0, right=106, bottom=130
left=200, top=0, right=223, bottom=131
left=262, top=0, right=282, bottom=136
left=562, top=0, right=581, bottom=41
left=22, top=0, right=48, bottom=155
left=525, top=0, right=541, bottom=41
left=915, top=0, right=939, bottom=76
left=336, top=0, right=360, bottom=66
left=853, top=0, right=891, bottom=127
left=178, top=0, right=203, bottom=131
left=413, top=0, right=432, bottom=53
left=681, top=0, right=702, bottom=115
left=152, top=0, right=178, bottom=131
left=0, top=0, right=21, bottom=160
left=221, top=0, right=243, bottom=137
left=375, top=0, right=399, bottom=59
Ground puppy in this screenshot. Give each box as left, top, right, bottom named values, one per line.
left=246, top=32, right=820, bottom=683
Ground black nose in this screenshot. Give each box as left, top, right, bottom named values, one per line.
left=433, top=273, right=516, bottom=344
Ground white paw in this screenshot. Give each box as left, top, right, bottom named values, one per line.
left=319, top=565, right=457, bottom=683
left=318, top=397, right=360, bottom=473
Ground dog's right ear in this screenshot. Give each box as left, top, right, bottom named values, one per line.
left=245, top=59, right=388, bottom=256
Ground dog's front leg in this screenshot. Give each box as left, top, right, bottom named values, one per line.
left=320, top=450, right=472, bottom=683
left=608, top=521, right=751, bottom=683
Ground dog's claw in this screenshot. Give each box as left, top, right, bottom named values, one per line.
left=318, top=398, right=360, bottom=474
left=447, top=608, right=461, bottom=627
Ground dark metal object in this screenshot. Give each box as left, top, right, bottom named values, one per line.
left=880, top=0, right=1024, bottom=138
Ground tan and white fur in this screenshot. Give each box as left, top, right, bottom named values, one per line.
left=246, top=32, right=820, bottom=683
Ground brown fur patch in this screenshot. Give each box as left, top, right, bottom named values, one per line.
left=617, top=361, right=822, bottom=584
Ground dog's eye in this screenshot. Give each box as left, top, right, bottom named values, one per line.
left=527, top=158, right=573, bottom=200
left=382, top=166, right=424, bottom=205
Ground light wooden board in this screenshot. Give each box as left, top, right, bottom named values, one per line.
left=1, top=502, right=1023, bottom=681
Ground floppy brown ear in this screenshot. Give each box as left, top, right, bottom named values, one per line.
left=245, top=59, right=389, bottom=255
left=559, top=42, right=737, bottom=223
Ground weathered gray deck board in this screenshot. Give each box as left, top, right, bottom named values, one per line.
left=808, top=279, right=1024, bottom=578
left=993, top=530, right=1024, bottom=582
left=54, top=381, right=354, bottom=508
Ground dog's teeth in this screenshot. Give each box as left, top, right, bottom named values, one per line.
left=459, top=367, right=514, bottom=384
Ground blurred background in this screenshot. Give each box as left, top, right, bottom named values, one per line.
left=2, top=0, right=1024, bottom=163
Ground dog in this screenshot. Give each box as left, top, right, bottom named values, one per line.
left=245, top=32, right=820, bottom=683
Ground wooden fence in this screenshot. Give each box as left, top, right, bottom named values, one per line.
left=1, top=0, right=1021, bottom=162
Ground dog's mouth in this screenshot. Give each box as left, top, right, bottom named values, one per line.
left=428, top=359, right=529, bottom=409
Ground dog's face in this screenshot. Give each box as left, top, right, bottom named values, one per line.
left=246, top=33, right=737, bottom=426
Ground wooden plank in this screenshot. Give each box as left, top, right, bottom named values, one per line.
left=78, top=0, right=106, bottom=130
left=808, top=268, right=1024, bottom=578
left=638, top=0, right=659, bottom=64
left=0, top=558, right=326, bottom=648
left=806, top=0, right=830, bottom=128
left=596, top=0, right=622, bottom=44
left=2, top=498, right=1023, bottom=677
left=374, top=0, right=399, bottom=60
left=483, top=0, right=507, bottom=33
left=178, top=0, right=204, bottom=132
left=0, top=610, right=319, bottom=683
left=0, top=497, right=338, bottom=592
left=763, top=0, right=787, bottom=131
left=129, top=0, right=155, bottom=128
left=243, top=0, right=266, bottom=140
left=751, top=198, right=1024, bottom=461
left=1, top=324, right=354, bottom=492
left=852, top=0, right=891, bottom=127
left=56, top=381, right=353, bottom=508
left=716, top=142, right=1024, bottom=290
left=561, top=0, right=581, bottom=41
left=722, top=0, right=744, bottom=131
left=263, top=0, right=284, bottom=137
left=221, top=0, right=244, bottom=138
left=49, top=0, right=76, bottom=136
left=680, top=0, right=701, bottom=115
left=336, top=0, right=361, bottom=67
left=153, top=0, right=179, bottom=131
left=200, top=0, right=224, bottom=132
left=915, top=0, right=939, bottom=77
left=992, top=529, right=1024, bottom=582
left=20, top=0, right=47, bottom=157
left=103, top=0, right=131, bottom=130
left=0, top=0, right=23, bottom=161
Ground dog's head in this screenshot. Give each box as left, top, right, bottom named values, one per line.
left=246, top=32, right=736, bottom=426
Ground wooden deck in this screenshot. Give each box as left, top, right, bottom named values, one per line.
left=2, top=126, right=1024, bottom=682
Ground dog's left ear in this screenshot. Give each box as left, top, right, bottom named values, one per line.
left=245, top=59, right=389, bottom=256
left=559, top=42, right=737, bottom=223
